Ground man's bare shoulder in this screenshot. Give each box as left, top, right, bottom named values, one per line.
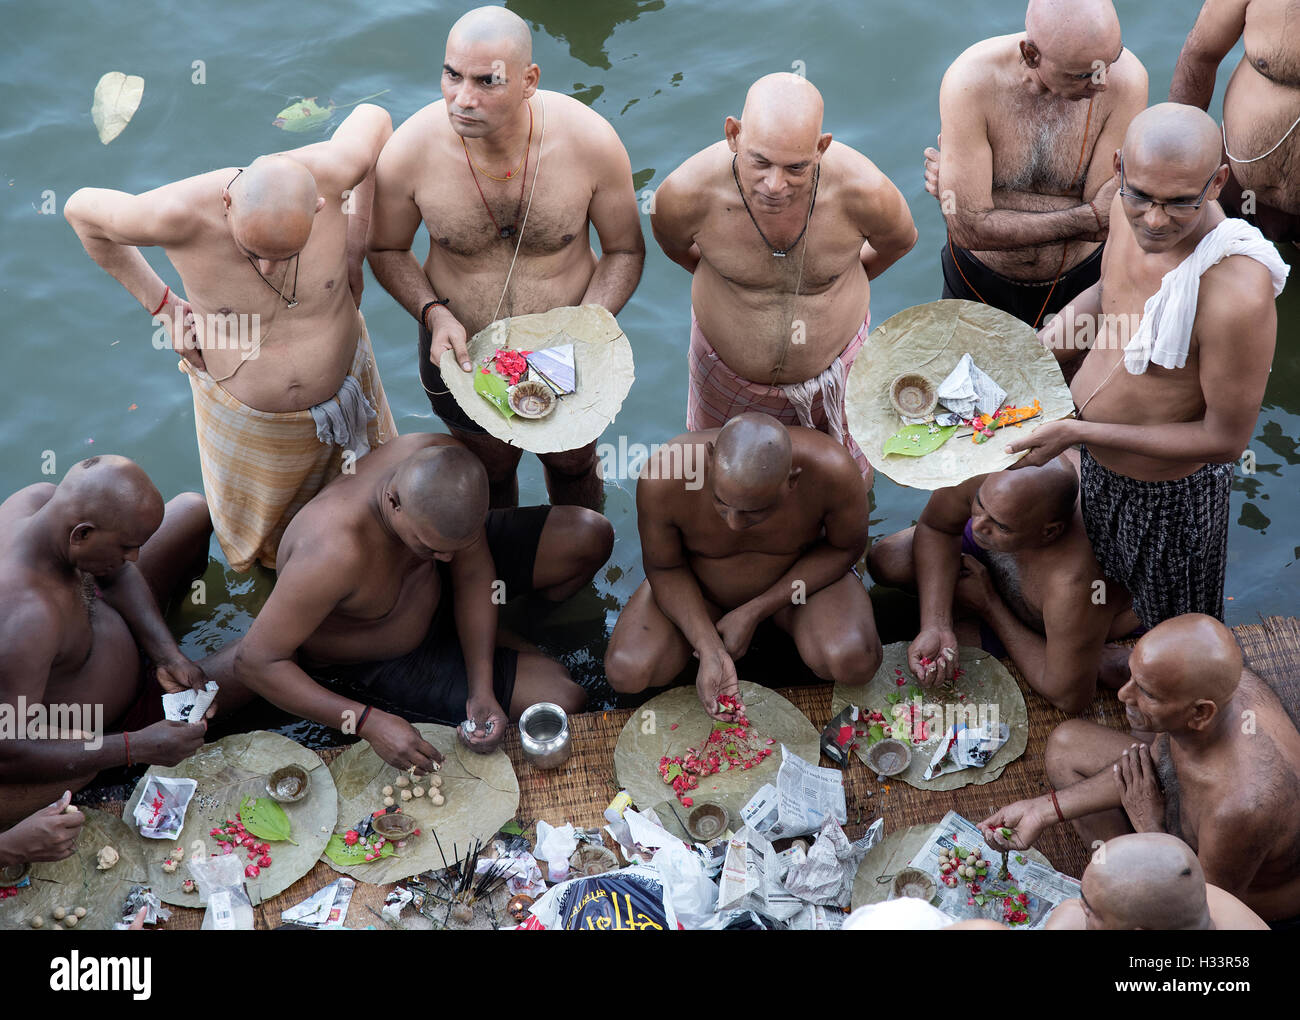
left=659, top=141, right=730, bottom=202
left=637, top=431, right=713, bottom=502
left=943, top=35, right=1020, bottom=93
left=384, top=101, right=449, bottom=163
left=1197, top=249, right=1279, bottom=338
left=790, top=427, right=861, bottom=483
left=1106, top=47, right=1149, bottom=99
left=0, top=482, right=56, bottom=519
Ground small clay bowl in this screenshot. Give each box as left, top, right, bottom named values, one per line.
left=889, top=373, right=938, bottom=418
left=509, top=380, right=556, bottom=419
left=507, top=894, right=535, bottom=922
left=371, top=812, right=417, bottom=841
left=571, top=844, right=618, bottom=877
left=685, top=802, right=729, bottom=842
left=1, top=862, right=30, bottom=885
left=866, top=738, right=912, bottom=777
left=265, top=764, right=310, bottom=804
left=890, top=867, right=937, bottom=902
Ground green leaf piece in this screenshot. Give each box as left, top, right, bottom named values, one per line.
left=882, top=423, right=958, bottom=458
left=239, top=795, right=297, bottom=845
left=271, top=90, right=390, bottom=132
left=324, top=834, right=396, bottom=867
left=499, top=820, right=525, bottom=837
left=474, top=369, right=515, bottom=418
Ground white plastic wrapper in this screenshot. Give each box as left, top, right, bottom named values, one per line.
left=161, top=680, right=218, bottom=722
left=922, top=722, right=1011, bottom=780
left=189, top=854, right=253, bottom=930
left=652, top=841, right=718, bottom=929
left=132, top=775, right=198, bottom=839
left=936, top=353, right=1007, bottom=419
left=535, top=820, right=578, bottom=883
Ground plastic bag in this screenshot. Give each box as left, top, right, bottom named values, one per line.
left=653, top=841, right=717, bottom=929
left=527, top=865, right=680, bottom=931
left=189, top=853, right=254, bottom=930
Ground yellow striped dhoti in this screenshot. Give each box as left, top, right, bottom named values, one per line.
left=180, top=318, right=397, bottom=572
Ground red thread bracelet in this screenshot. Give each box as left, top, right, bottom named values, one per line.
left=1088, top=200, right=1103, bottom=232
left=356, top=705, right=372, bottom=734
left=150, top=285, right=170, bottom=317
left=1050, top=787, right=1065, bottom=823
left=123, top=731, right=132, bottom=767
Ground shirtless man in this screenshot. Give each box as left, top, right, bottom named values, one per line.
left=924, top=0, right=1147, bottom=326
left=652, top=73, right=917, bottom=486
left=604, top=414, right=877, bottom=721
left=1010, top=104, right=1287, bottom=630
left=1045, top=832, right=1270, bottom=930
left=65, top=104, right=396, bottom=572
left=1171, top=0, right=1300, bottom=242
left=0, top=456, right=248, bottom=827
left=867, top=458, right=1138, bottom=712
left=233, top=434, right=613, bottom=764
left=981, top=615, right=1300, bottom=924
left=368, top=6, right=644, bottom=510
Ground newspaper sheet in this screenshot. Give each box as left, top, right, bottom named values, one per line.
left=906, top=810, right=1080, bottom=929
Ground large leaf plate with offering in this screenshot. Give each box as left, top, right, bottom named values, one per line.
left=442, top=304, right=634, bottom=454
left=615, top=681, right=821, bottom=826
left=0, top=808, right=149, bottom=931
left=845, top=300, right=1073, bottom=489
left=829, top=642, right=1027, bottom=791
left=325, top=723, right=519, bottom=883
left=122, top=730, right=336, bottom=907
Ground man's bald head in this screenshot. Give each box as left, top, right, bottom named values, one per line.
left=1122, top=103, right=1222, bottom=179
left=737, top=73, right=824, bottom=151
left=1083, top=834, right=1211, bottom=929
left=448, top=6, right=533, bottom=66
left=1132, top=614, right=1242, bottom=705
left=713, top=414, right=793, bottom=491
left=57, top=455, right=164, bottom=535
left=1026, top=0, right=1120, bottom=58
left=226, top=155, right=320, bottom=260
left=391, top=446, right=489, bottom=546
left=977, top=458, right=1077, bottom=548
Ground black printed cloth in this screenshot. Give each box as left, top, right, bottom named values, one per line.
left=1079, top=445, right=1234, bottom=628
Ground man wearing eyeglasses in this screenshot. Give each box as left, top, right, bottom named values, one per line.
left=922, top=0, right=1147, bottom=327
left=1006, top=103, right=1288, bottom=631
left=64, top=104, right=397, bottom=573
left=1170, top=0, right=1300, bottom=244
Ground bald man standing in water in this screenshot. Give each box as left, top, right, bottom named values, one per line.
left=924, top=0, right=1147, bottom=326
left=0, top=456, right=252, bottom=827
left=1046, top=833, right=1269, bottom=929
left=233, top=434, right=613, bottom=762
left=65, top=105, right=397, bottom=572
left=1171, top=0, right=1300, bottom=243
left=652, top=74, right=917, bottom=486
left=982, top=614, right=1300, bottom=925
left=1010, top=104, right=1287, bottom=631
left=368, top=6, right=644, bottom=510
left=604, top=414, right=877, bottom=720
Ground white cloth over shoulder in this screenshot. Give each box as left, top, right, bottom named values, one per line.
left=1123, top=218, right=1289, bottom=375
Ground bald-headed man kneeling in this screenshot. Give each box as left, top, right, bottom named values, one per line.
left=605, top=414, right=879, bottom=721
left=868, top=456, right=1139, bottom=712
left=233, top=434, right=613, bottom=765
left=981, top=614, right=1300, bottom=926
left=1045, top=832, right=1268, bottom=930
left=0, top=456, right=253, bottom=827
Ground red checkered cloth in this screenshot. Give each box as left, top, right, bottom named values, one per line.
left=686, top=309, right=871, bottom=477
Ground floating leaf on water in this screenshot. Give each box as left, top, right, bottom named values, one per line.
left=239, top=795, right=296, bottom=844
left=92, top=72, right=144, bottom=145
left=882, top=423, right=958, bottom=458
left=271, top=89, right=390, bottom=132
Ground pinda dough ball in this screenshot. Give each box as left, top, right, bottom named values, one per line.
left=412, top=785, right=426, bottom=798
left=382, top=796, right=395, bottom=808
left=381, top=785, right=394, bottom=797
left=431, top=793, right=445, bottom=806
left=400, top=789, right=412, bottom=802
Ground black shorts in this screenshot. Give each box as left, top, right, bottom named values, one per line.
left=940, top=240, right=1103, bottom=328
left=418, top=320, right=488, bottom=435
left=312, top=505, right=553, bottom=724
left=1079, top=447, right=1233, bottom=628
